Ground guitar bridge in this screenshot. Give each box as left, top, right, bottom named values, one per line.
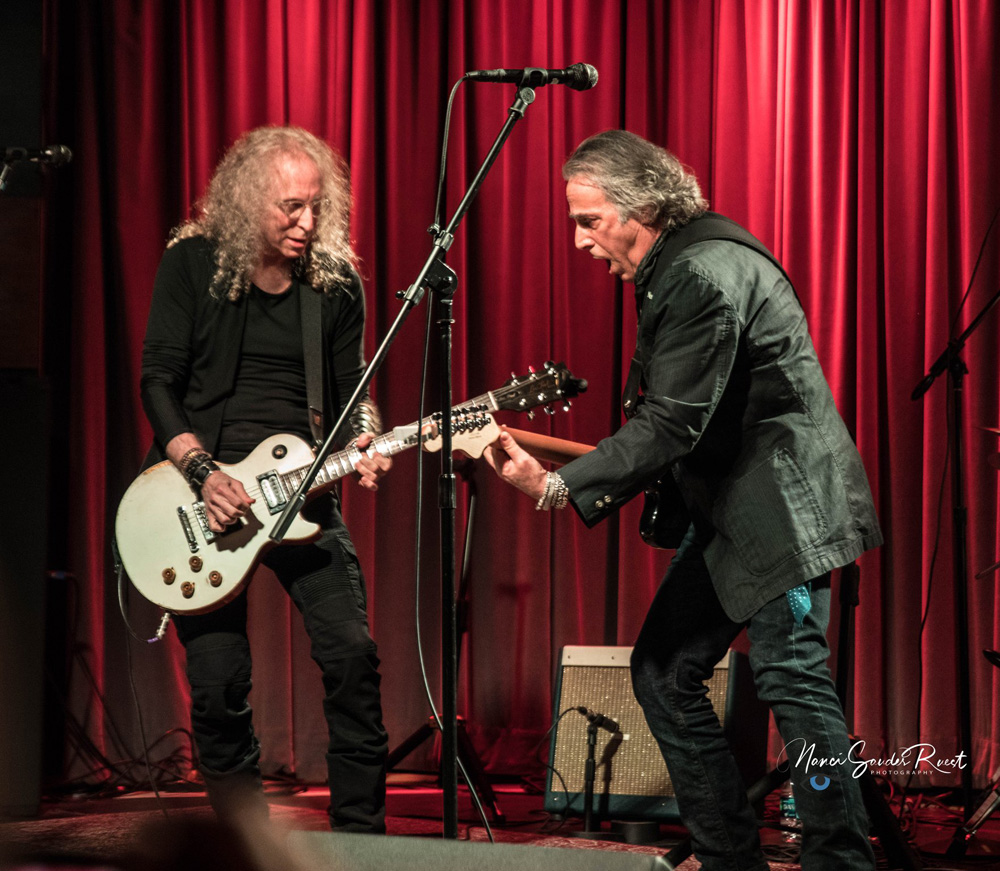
left=257, top=470, right=288, bottom=515
left=193, top=502, right=217, bottom=544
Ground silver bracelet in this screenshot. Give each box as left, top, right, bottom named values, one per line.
left=535, top=471, right=569, bottom=511
left=534, top=472, right=553, bottom=510
left=349, top=398, right=383, bottom=437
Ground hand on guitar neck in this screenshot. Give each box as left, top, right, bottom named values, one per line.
left=498, top=427, right=595, bottom=465
left=483, top=425, right=595, bottom=500
left=483, top=429, right=548, bottom=500
left=345, top=432, right=393, bottom=491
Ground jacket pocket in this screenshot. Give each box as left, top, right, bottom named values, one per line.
left=717, top=447, right=829, bottom=575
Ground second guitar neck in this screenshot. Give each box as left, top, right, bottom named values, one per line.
left=501, top=426, right=595, bottom=466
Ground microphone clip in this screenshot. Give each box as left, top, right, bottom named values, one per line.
left=575, top=705, right=621, bottom=734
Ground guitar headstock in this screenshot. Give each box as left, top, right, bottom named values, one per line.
left=489, top=361, right=587, bottom=416
left=421, top=407, right=501, bottom=458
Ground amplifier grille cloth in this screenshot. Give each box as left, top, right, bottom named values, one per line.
left=552, top=663, right=731, bottom=796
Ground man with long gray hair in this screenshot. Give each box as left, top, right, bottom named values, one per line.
left=486, top=130, right=881, bottom=870
left=140, top=126, right=390, bottom=832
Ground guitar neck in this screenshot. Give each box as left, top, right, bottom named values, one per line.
left=503, top=427, right=595, bottom=466
left=278, top=427, right=426, bottom=498
left=280, top=397, right=499, bottom=497
left=275, top=378, right=575, bottom=496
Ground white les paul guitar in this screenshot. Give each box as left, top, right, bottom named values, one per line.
left=115, top=362, right=585, bottom=615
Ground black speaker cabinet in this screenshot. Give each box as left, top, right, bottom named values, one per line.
left=288, top=830, right=672, bottom=870
left=0, top=371, right=50, bottom=818
left=545, top=646, right=767, bottom=821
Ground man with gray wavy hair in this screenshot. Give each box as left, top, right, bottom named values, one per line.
left=487, top=130, right=880, bottom=870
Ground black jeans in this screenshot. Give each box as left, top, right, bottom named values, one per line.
left=174, top=498, right=387, bottom=832
left=630, top=529, right=874, bottom=871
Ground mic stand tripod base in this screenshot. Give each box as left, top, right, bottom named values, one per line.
left=611, top=820, right=663, bottom=844
left=922, top=833, right=1000, bottom=859
left=567, top=829, right=624, bottom=842
left=924, top=764, right=1000, bottom=859
left=384, top=715, right=506, bottom=825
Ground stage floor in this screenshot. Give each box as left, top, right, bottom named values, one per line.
left=1, top=775, right=996, bottom=870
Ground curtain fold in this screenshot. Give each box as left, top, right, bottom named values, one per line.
left=45, top=0, right=1000, bottom=786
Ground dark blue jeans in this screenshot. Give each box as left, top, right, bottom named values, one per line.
left=630, top=531, right=874, bottom=871
left=174, top=498, right=387, bottom=832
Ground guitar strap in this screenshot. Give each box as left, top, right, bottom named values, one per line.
left=299, top=281, right=326, bottom=448
left=623, top=211, right=792, bottom=418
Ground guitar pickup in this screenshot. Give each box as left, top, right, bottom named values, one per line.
left=257, top=470, right=288, bottom=514
left=177, top=506, right=200, bottom=553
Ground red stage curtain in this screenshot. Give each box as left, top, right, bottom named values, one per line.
left=43, top=0, right=1000, bottom=787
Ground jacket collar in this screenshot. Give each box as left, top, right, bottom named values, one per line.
left=634, top=228, right=668, bottom=289
left=633, top=228, right=668, bottom=314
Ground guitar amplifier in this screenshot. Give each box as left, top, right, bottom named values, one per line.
left=544, top=645, right=768, bottom=821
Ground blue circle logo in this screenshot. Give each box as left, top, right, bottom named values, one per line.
left=809, top=775, right=832, bottom=791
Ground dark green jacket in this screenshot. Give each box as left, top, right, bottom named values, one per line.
left=559, top=226, right=882, bottom=621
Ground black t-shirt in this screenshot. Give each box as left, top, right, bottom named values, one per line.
left=217, top=283, right=311, bottom=456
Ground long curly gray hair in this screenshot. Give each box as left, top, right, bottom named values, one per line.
left=171, top=125, right=358, bottom=301
left=563, top=130, right=707, bottom=232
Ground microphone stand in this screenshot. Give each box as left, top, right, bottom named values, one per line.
left=836, top=565, right=924, bottom=870
left=563, top=708, right=624, bottom=841
left=910, top=280, right=1000, bottom=821
left=270, top=81, right=540, bottom=840
left=385, top=459, right=506, bottom=825
left=578, top=720, right=600, bottom=837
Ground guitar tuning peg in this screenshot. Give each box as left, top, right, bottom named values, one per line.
left=527, top=411, right=535, bottom=420
left=528, top=365, right=536, bottom=374
left=562, top=402, right=571, bottom=412
left=544, top=406, right=556, bottom=415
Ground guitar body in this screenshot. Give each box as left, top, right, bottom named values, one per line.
left=115, top=434, right=322, bottom=614
left=638, top=476, right=691, bottom=550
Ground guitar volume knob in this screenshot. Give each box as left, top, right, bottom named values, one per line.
left=208, top=571, right=223, bottom=587
left=181, top=582, right=195, bottom=599
left=189, top=556, right=203, bottom=572
left=162, top=568, right=176, bottom=585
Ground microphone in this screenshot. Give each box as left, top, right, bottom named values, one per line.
left=466, top=63, right=598, bottom=91
left=575, top=706, right=620, bottom=733
left=2, top=145, right=74, bottom=166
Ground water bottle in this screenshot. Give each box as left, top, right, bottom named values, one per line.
left=778, top=780, right=801, bottom=843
